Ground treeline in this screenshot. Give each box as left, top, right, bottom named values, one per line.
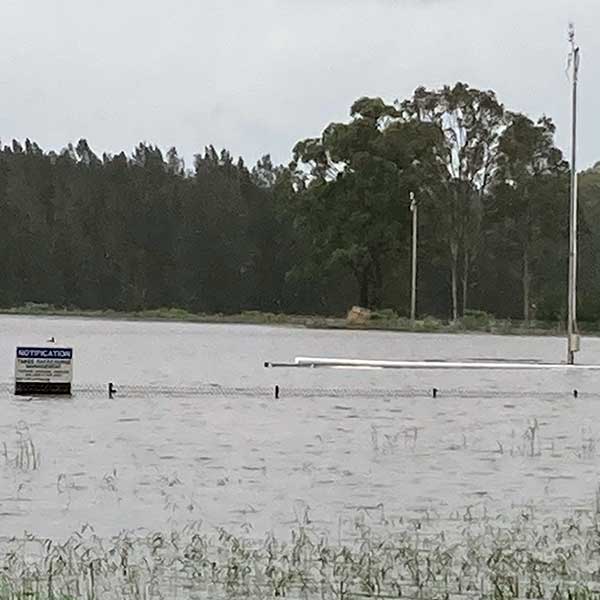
left=0, top=82, right=599, bottom=322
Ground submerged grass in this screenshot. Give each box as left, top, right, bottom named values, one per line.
left=3, top=509, right=600, bottom=599
left=2, top=422, right=40, bottom=472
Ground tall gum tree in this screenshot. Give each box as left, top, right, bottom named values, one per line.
left=401, top=83, right=505, bottom=320
left=488, top=114, right=568, bottom=323
left=290, top=97, right=442, bottom=309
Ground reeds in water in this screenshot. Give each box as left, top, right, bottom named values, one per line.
left=2, top=422, right=40, bottom=472
left=2, top=508, right=600, bottom=599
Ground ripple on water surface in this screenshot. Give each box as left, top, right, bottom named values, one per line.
left=1, top=316, right=600, bottom=538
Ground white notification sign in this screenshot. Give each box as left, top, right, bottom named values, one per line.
left=15, top=347, right=73, bottom=384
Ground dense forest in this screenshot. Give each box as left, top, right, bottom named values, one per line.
left=0, top=82, right=598, bottom=323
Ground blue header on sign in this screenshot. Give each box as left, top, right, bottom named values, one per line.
left=17, top=347, right=73, bottom=359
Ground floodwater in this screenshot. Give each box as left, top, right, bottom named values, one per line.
left=1, top=314, right=600, bottom=540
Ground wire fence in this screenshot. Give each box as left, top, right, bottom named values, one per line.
left=0, top=381, right=591, bottom=400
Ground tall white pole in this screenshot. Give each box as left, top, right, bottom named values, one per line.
left=410, top=192, right=418, bottom=323
left=567, top=25, right=580, bottom=365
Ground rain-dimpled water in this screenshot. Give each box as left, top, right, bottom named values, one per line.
left=2, top=315, right=600, bottom=598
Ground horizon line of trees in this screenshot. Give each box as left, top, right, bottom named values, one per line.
left=1, top=81, right=599, bottom=323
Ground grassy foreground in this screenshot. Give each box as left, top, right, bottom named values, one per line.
left=2, top=509, right=600, bottom=600
left=0, top=303, right=592, bottom=337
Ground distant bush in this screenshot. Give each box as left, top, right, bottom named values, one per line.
left=528, top=319, right=559, bottom=331
left=414, top=315, right=444, bottom=332
left=240, top=310, right=267, bottom=321
left=491, top=318, right=513, bottom=335
left=23, top=302, right=54, bottom=312
left=370, top=308, right=399, bottom=321
left=395, top=316, right=412, bottom=329
left=240, top=311, right=292, bottom=324
left=137, top=307, right=197, bottom=320
left=462, top=309, right=495, bottom=331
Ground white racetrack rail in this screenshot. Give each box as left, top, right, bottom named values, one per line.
left=264, top=356, right=600, bottom=371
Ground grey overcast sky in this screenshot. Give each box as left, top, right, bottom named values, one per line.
left=0, top=0, right=597, bottom=169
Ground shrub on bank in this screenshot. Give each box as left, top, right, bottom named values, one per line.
left=461, top=309, right=495, bottom=331
left=414, top=315, right=444, bottom=332
left=370, top=308, right=399, bottom=321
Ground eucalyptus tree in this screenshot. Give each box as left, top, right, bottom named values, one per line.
left=488, top=113, right=568, bottom=323
left=401, top=82, right=505, bottom=320
left=291, top=97, right=442, bottom=308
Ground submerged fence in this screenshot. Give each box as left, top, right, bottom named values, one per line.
left=0, top=381, right=590, bottom=400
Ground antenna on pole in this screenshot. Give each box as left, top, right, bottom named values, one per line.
left=566, top=23, right=580, bottom=364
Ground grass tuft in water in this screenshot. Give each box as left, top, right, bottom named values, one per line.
left=2, top=509, right=600, bottom=599
left=2, top=422, right=40, bottom=472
